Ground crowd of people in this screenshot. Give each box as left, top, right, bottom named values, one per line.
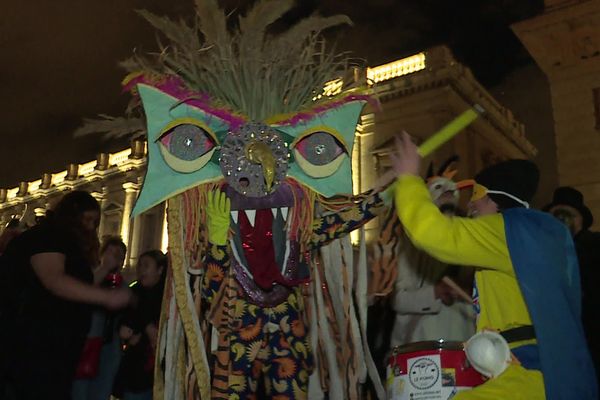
left=0, top=140, right=599, bottom=399
left=0, top=191, right=167, bottom=400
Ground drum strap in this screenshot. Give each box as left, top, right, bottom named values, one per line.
left=500, top=325, right=536, bottom=343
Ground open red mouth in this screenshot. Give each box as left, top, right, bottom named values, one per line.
left=225, top=181, right=307, bottom=292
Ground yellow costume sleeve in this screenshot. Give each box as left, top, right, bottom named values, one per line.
left=394, top=175, right=512, bottom=272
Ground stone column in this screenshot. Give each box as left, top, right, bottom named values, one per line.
left=91, top=187, right=109, bottom=240
left=352, top=113, right=378, bottom=244
left=128, top=208, right=143, bottom=268
left=160, top=202, right=168, bottom=253
left=121, top=182, right=140, bottom=267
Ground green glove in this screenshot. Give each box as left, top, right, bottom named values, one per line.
left=206, top=190, right=231, bottom=246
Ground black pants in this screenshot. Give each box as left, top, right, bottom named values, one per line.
left=3, top=325, right=85, bottom=400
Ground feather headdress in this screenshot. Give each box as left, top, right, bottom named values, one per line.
left=76, top=0, right=360, bottom=138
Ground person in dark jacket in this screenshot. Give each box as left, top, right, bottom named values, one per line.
left=114, top=249, right=167, bottom=400
left=544, top=186, right=600, bottom=382
left=0, top=191, right=132, bottom=400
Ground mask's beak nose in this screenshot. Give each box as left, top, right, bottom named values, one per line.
left=245, top=141, right=276, bottom=192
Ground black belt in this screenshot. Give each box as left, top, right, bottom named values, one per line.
left=500, top=325, right=536, bottom=343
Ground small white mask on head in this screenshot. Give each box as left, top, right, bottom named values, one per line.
left=427, top=177, right=459, bottom=208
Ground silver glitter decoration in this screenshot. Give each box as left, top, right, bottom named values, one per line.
left=220, top=122, right=289, bottom=197
left=166, top=124, right=213, bottom=161
left=296, top=131, right=343, bottom=166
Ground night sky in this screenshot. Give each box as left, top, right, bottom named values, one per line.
left=0, top=0, right=544, bottom=188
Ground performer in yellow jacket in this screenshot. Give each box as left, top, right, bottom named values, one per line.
left=389, top=132, right=597, bottom=400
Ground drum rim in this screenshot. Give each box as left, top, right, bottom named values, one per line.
left=391, top=340, right=464, bottom=354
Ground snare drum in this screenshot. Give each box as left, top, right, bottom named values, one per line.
left=386, top=340, right=485, bottom=400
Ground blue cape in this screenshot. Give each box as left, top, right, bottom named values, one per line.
left=504, top=208, right=598, bottom=399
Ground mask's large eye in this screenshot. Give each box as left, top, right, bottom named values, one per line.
left=292, top=130, right=348, bottom=178
left=157, top=120, right=218, bottom=173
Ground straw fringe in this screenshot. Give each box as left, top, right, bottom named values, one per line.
left=121, top=1, right=352, bottom=121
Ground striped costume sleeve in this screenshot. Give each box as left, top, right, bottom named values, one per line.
left=309, top=193, right=385, bottom=249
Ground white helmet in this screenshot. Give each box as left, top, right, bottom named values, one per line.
left=464, top=331, right=511, bottom=378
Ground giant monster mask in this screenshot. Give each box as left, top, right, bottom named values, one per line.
left=102, top=1, right=385, bottom=399
left=132, top=82, right=367, bottom=216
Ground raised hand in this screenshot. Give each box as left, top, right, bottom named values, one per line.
left=206, top=190, right=231, bottom=246
left=372, top=131, right=422, bottom=193
left=389, top=131, right=421, bottom=177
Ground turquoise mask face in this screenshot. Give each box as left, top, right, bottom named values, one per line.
left=274, top=100, right=365, bottom=197
left=132, top=84, right=230, bottom=215
left=133, top=83, right=366, bottom=216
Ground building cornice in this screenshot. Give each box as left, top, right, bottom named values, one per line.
left=0, top=143, right=146, bottom=209
left=369, top=46, right=537, bottom=157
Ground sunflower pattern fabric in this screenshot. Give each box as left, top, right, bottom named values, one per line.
left=226, top=292, right=312, bottom=399
left=202, top=195, right=383, bottom=398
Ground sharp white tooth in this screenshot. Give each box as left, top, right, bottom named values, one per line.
left=231, top=210, right=239, bottom=224
left=281, top=207, right=289, bottom=221
left=271, top=208, right=278, bottom=219
left=245, top=209, right=256, bottom=227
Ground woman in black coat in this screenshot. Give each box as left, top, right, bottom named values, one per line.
left=0, top=191, right=131, bottom=400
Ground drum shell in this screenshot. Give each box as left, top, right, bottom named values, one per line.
left=386, top=341, right=485, bottom=400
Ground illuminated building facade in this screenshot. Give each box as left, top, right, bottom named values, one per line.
left=354, top=46, right=536, bottom=241
left=513, top=0, right=600, bottom=229
left=0, top=46, right=536, bottom=263
left=0, top=141, right=162, bottom=268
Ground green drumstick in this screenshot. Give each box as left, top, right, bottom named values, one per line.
left=373, top=104, right=484, bottom=192
left=417, top=104, right=484, bottom=157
